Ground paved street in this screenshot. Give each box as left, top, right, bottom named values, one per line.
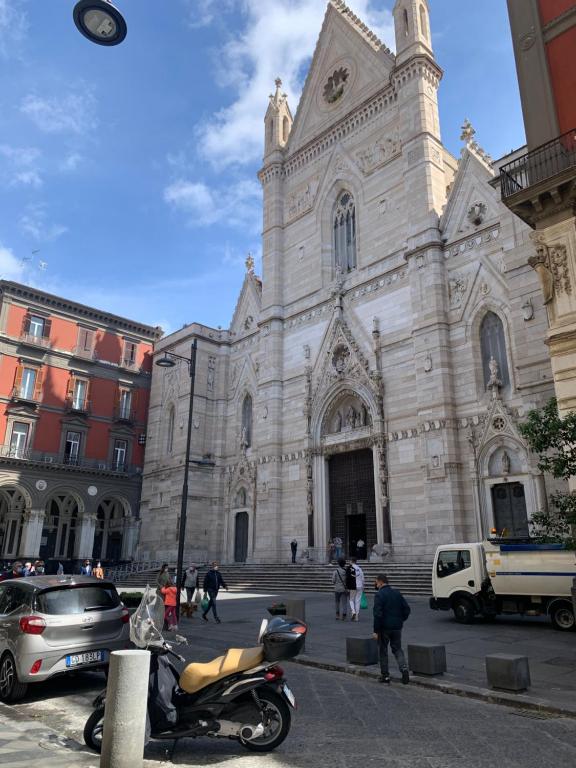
left=1, top=592, right=576, bottom=766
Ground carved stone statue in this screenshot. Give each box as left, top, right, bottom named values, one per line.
left=345, top=406, right=356, bottom=429
left=240, top=426, right=248, bottom=449
left=334, top=410, right=342, bottom=433
left=501, top=450, right=511, bottom=476
left=528, top=243, right=555, bottom=304
left=488, top=356, right=502, bottom=400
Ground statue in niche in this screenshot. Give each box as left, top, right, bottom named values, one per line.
left=488, top=356, right=501, bottom=389
left=356, top=404, right=368, bottom=428
left=240, top=426, right=248, bottom=449
left=346, top=406, right=356, bottom=429
left=334, top=410, right=343, bottom=433
left=501, top=450, right=511, bottom=476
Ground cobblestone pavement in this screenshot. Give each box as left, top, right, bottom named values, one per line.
left=2, top=664, right=576, bottom=767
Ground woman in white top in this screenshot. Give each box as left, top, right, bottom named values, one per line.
left=348, top=557, right=365, bottom=621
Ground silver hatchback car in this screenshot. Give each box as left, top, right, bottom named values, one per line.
left=0, top=576, right=131, bottom=702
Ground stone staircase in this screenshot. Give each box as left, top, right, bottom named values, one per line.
left=113, top=562, right=432, bottom=597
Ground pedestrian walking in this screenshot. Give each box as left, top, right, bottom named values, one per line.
left=333, top=536, right=343, bottom=560
left=202, top=561, right=228, bottom=623
left=81, top=559, right=92, bottom=576
left=157, top=563, right=172, bottom=595
left=332, top=557, right=349, bottom=620
left=372, top=573, right=411, bottom=685
left=290, top=539, right=298, bottom=564
left=161, top=578, right=178, bottom=631
left=356, top=538, right=366, bottom=559
left=348, top=557, right=365, bottom=621
left=327, top=539, right=335, bottom=562
left=182, top=564, right=199, bottom=604
left=93, top=561, right=104, bottom=579
left=57, top=562, right=64, bottom=575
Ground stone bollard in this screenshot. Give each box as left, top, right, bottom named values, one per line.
left=346, top=637, right=378, bottom=665
left=100, top=649, right=151, bottom=768
left=485, top=654, right=530, bottom=693
left=408, top=644, right=447, bottom=676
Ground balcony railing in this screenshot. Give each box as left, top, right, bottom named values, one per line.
left=0, top=444, right=140, bottom=474
left=500, top=129, right=576, bottom=199
left=64, top=396, right=91, bottom=414
left=114, top=407, right=136, bottom=424
left=20, top=332, right=51, bottom=348
left=10, top=387, right=40, bottom=404
left=121, top=358, right=138, bottom=370
left=72, top=345, right=95, bottom=360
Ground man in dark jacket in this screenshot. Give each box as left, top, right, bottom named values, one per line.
left=372, top=573, right=411, bottom=684
left=202, top=561, right=228, bottom=623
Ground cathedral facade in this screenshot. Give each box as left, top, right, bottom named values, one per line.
left=139, top=1, right=557, bottom=565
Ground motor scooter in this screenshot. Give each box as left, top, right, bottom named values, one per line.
left=84, top=587, right=306, bottom=755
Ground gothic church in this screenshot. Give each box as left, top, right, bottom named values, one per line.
left=139, top=1, right=555, bottom=564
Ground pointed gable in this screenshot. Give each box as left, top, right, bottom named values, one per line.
left=287, top=1, right=395, bottom=155
left=229, top=271, right=262, bottom=339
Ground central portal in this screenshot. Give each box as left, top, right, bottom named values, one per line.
left=328, top=448, right=376, bottom=558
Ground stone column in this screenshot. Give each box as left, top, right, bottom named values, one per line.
left=19, top=509, right=45, bottom=559
left=75, top=513, right=97, bottom=559
left=121, top=518, right=140, bottom=560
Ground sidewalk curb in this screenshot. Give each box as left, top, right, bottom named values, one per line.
left=292, top=656, right=576, bottom=720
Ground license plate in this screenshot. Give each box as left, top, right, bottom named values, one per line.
left=66, top=650, right=106, bottom=668
left=282, top=683, right=296, bottom=708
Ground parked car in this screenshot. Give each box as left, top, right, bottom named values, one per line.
left=0, top=576, right=131, bottom=702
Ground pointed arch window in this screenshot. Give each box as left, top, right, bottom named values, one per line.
left=282, top=116, right=289, bottom=143
left=419, top=5, right=428, bottom=40
left=333, top=191, right=356, bottom=273
left=480, top=312, right=510, bottom=389
left=403, top=8, right=409, bottom=37
left=268, top=118, right=274, bottom=145
left=241, top=394, right=253, bottom=448
left=166, top=405, right=175, bottom=454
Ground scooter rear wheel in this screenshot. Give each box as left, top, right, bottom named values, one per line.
left=240, top=687, right=291, bottom=753
left=84, top=706, right=105, bottom=753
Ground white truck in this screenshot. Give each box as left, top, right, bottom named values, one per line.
left=429, top=540, right=576, bottom=631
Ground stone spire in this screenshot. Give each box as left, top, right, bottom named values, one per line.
left=393, top=0, right=433, bottom=66
left=460, top=118, right=493, bottom=169
left=263, top=77, right=293, bottom=157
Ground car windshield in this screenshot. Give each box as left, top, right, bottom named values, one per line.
left=35, top=585, right=120, bottom=615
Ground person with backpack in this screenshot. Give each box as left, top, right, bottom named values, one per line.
left=332, top=557, right=349, bottom=620
left=202, top=561, right=228, bottom=623
left=348, top=557, right=365, bottom=621
left=372, top=573, right=411, bottom=685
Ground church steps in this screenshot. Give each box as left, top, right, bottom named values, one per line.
left=113, top=563, right=433, bottom=596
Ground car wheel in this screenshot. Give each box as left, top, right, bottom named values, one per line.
left=0, top=653, right=28, bottom=703
left=84, top=706, right=105, bottom=753
left=452, top=596, right=475, bottom=624
left=550, top=602, right=575, bottom=632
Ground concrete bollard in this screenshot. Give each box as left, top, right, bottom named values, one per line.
left=346, top=637, right=378, bottom=665
left=485, top=654, right=530, bottom=693
left=100, top=649, right=151, bottom=768
left=408, top=644, right=447, bottom=676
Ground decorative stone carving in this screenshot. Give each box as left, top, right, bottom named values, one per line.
left=332, top=344, right=350, bottom=375
left=488, top=356, right=502, bottom=400
left=424, top=353, right=433, bottom=373
left=448, top=273, right=468, bottom=309
left=355, top=130, right=400, bottom=174
left=245, top=253, right=255, bottom=274
left=528, top=238, right=571, bottom=304
left=467, top=201, right=487, bottom=226
left=285, top=176, right=319, bottom=223
left=207, top=356, right=216, bottom=392
left=303, top=344, right=311, bottom=360
left=522, top=297, right=534, bottom=321
left=244, top=315, right=254, bottom=330
left=323, top=66, right=349, bottom=104
left=501, top=450, right=511, bottom=475
left=549, top=244, right=572, bottom=296
left=492, top=416, right=505, bottom=432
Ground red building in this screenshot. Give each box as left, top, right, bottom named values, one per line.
left=0, top=280, right=162, bottom=568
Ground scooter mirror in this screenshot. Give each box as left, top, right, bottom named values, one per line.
left=258, top=618, right=269, bottom=643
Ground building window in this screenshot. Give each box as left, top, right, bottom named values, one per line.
left=64, top=431, right=81, bottom=465
left=241, top=394, right=253, bottom=448
left=419, top=4, right=428, bottom=40
left=123, top=340, right=137, bottom=368
left=268, top=118, right=274, bottom=144
left=166, top=406, right=175, bottom=454
left=117, top=389, right=133, bottom=420
left=403, top=8, right=409, bottom=36
left=480, top=312, right=510, bottom=389
left=333, top=191, right=356, bottom=273
left=77, top=327, right=94, bottom=355
left=71, top=378, right=89, bottom=411
left=14, top=366, right=41, bottom=401
left=29, top=315, right=44, bottom=337
left=9, top=422, right=29, bottom=458
left=22, top=314, right=51, bottom=340
left=282, top=116, right=289, bottom=143
left=113, top=439, right=128, bottom=471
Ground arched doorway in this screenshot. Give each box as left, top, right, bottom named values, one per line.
left=42, top=493, right=79, bottom=562
left=93, top=498, right=127, bottom=562
left=0, top=487, right=27, bottom=559
left=328, top=449, right=376, bottom=557
left=234, top=511, right=249, bottom=563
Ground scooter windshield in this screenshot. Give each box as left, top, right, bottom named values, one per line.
left=129, top=585, right=166, bottom=649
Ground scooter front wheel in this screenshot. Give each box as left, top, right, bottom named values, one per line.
left=241, top=687, right=291, bottom=753
left=84, top=706, right=105, bottom=754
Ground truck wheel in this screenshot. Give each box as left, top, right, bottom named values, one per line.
left=452, top=597, right=475, bottom=624
left=550, top=603, right=575, bottom=632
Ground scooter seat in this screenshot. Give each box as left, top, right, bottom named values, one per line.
left=179, top=646, right=265, bottom=694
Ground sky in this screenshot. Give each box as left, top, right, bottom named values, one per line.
left=0, top=0, right=525, bottom=335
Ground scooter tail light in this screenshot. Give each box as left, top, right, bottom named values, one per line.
left=19, top=615, right=46, bottom=635
left=264, top=665, right=284, bottom=681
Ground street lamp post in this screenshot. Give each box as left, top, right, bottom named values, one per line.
left=155, top=339, right=197, bottom=622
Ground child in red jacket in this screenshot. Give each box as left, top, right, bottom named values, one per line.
left=161, top=582, right=178, bottom=630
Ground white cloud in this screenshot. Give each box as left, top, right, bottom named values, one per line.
left=0, top=143, right=43, bottom=187
left=0, top=243, right=25, bottom=280
left=164, top=177, right=261, bottom=232
left=0, top=0, right=27, bottom=58
left=60, top=152, right=84, bottom=172
left=183, top=0, right=236, bottom=29
left=12, top=169, right=42, bottom=188
left=19, top=203, right=68, bottom=242
left=196, top=0, right=394, bottom=169
left=20, top=90, right=98, bottom=135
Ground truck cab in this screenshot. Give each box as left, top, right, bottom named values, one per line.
left=430, top=543, right=487, bottom=623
